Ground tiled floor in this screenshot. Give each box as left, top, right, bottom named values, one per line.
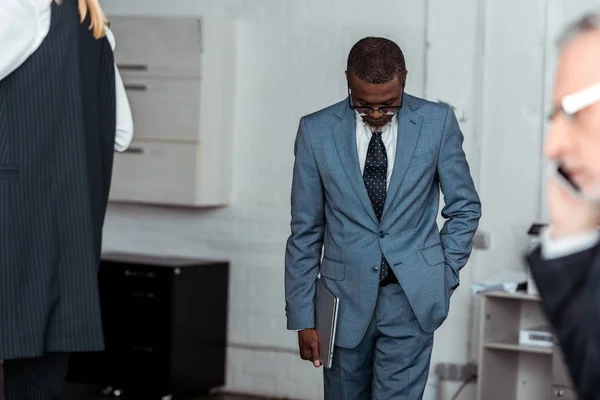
left=64, top=384, right=270, bottom=400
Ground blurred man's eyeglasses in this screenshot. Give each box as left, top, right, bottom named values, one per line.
left=549, top=82, right=600, bottom=121
left=348, top=87, right=403, bottom=117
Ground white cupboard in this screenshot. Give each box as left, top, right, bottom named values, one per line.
left=108, top=16, right=235, bottom=206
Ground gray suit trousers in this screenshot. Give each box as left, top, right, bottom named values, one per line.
left=324, top=284, right=434, bottom=399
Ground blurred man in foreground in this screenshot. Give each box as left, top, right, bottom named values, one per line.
left=528, top=11, right=600, bottom=400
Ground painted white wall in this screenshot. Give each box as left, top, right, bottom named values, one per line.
left=98, top=0, right=595, bottom=398
left=425, top=0, right=482, bottom=391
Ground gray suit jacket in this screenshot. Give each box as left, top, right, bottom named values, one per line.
left=285, top=93, right=481, bottom=348
left=0, top=0, right=115, bottom=359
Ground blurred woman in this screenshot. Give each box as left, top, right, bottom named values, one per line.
left=0, top=0, right=131, bottom=398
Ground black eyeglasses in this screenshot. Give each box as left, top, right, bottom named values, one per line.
left=348, top=86, right=403, bottom=116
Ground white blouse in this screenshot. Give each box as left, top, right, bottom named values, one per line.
left=0, top=0, right=133, bottom=152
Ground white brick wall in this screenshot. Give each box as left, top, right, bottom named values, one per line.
left=100, top=0, right=599, bottom=398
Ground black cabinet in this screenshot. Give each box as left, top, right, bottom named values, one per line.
left=67, top=252, right=229, bottom=398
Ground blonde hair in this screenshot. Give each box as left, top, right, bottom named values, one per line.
left=54, top=0, right=108, bottom=39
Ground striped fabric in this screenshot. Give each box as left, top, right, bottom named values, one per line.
left=1, top=361, right=4, bottom=400
left=3, top=353, right=69, bottom=400
left=0, top=0, right=116, bottom=362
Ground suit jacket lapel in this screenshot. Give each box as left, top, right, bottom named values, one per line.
left=382, top=95, right=423, bottom=219
left=332, top=101, right=378, bottom=224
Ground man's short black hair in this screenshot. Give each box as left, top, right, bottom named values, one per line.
left=347, top=37, right=406, bottom=84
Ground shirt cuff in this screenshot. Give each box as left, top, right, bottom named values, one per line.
left=541, top=226, right=600, bottom=259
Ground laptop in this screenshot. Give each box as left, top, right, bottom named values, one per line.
left=315, top=277, right=339, bottom=369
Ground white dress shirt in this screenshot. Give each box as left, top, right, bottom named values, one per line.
left=355, top=112, right=398, bottom=189
left=104, top=28, right=134, bottom=152
left=541, top=227, right=600, bottom=259
left=0, top=0, right=51, bottom=81
left=0, top=0, right=133, bottom=152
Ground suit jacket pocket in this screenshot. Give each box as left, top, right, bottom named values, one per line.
left=320, top=257, right=345, bottom=281
left=421, top=243, right=445, bottom=265
left=0, top=165, right=18, bottom=179
left=408, top=152, right=434, bottom=169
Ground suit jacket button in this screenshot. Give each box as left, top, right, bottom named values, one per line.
left=379, top=231, right=385, bottom=238
left=372, top=265, right=379, bottom=272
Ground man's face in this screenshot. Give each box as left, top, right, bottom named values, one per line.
left=546, top=30, right=600, bottom=199
left=347, top=73, right=404, bottom=130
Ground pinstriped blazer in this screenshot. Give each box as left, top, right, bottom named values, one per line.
left=0, top=0, right=116, bottom=359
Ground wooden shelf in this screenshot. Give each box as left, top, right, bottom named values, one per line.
left=481, top=290, right=541, bottom=302
left=477, top=289, right=572, bottom=399
left=484, top=341, right=553, bottom=355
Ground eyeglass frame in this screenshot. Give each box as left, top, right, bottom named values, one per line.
left=347, top=84, right=404, bottom=117
left=549, top=82, right=600, bottom=122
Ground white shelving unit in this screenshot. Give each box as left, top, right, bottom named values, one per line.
left=476, top=291, right=576, bottom=400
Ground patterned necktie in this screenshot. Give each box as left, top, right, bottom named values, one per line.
left=363, top=132, right=390, bottom=282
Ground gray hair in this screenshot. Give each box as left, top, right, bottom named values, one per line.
left=557, top=12, right=600, bottom=49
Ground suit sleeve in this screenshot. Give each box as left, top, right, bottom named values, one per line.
left=437, top=106, right=481, bottom=289
left=527, top=245, right=600, bottom=399
left=284, top=117, right=325, bottom=331
left=98, top=36, right=116, bottom=204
